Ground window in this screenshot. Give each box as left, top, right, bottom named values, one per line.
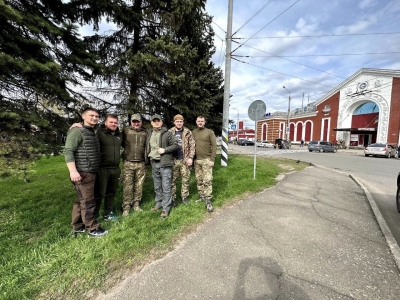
left=353, top=102, right=378, bottom=115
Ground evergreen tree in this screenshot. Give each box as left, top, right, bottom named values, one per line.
left=81, top=0, right=224, bottom=130
left=0, top=0, right=101, bottom=178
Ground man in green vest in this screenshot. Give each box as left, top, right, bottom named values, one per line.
left=64, top=107, right=108, bottom=237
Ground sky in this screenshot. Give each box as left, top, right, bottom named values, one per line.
left=205, top=0, right=400, bottom=129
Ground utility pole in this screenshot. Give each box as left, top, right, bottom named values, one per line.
left=233, top=108, right=239, bottom=142
left=283, top=86, right=291, bottom=140
left=221, top=0, right=233, bottom=167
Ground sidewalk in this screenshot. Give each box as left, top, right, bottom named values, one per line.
left=97, top=167, right=400, bottom=300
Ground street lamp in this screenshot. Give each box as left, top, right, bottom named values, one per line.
left=283, top=86, right=291, bottom=140
left=233, top=108, right=239, bottom=142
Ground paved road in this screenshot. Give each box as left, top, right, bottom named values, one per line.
left=96, top=164, right=400, bottom=300
left=231, top=144, right=400, bottom=246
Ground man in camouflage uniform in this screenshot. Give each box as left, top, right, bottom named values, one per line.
left=192, top=115, right=217, bottom=213
left=169, top=114, right=196, bottom=205
left=121, top=113, right=147, bottom=216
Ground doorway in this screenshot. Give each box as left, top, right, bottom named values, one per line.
left=363, top=134, right=372, bottom=147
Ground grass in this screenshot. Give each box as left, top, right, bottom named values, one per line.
left=0, top=154, right=307, bottom=299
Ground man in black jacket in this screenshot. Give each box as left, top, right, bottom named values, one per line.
left=146, top=114, right=178, bottom=219
left=95, top=114, right=122, bottom=221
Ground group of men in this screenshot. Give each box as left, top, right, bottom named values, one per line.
left=64, top=107, right=217, bottom=238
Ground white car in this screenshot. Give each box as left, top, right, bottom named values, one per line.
left=257, top=140, right=274, bottom=148
left=364, top=143, right=397, bottom=158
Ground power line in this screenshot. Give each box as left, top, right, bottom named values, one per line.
left=241, top=51, right=400, bottom=58
left=232, top=42, right=346, bottom=79
left=234, top=31, right=400, bottom=39
left=212, top=21, right=226, bottom=34
left=232, top=0, right=300, bottom=54
left=233, top=0, right=274, bottom=36
left=231, top=57, right=335, bottom=88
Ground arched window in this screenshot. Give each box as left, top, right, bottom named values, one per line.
left=353, top=102, right=379, bottom=115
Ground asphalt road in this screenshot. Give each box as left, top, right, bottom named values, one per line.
left=232, top=144, right=400, bottom=246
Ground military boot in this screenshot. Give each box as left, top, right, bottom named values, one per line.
left=133, top=201, right=142, bottom=212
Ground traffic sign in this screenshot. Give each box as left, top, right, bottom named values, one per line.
left=248, top=100, right=266, bottom=121
left=231, top=124, right=236, bottom=130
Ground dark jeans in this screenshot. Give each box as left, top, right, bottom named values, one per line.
left=94, top=167, right=121, bottom=217
left=151, top=161, right=173, bottom=212
left=71, top=172, right=98, bottom=231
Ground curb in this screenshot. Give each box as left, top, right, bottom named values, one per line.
left=350, top=174, right=400, bottom=272
left=306, top=163, right=400, bottom=272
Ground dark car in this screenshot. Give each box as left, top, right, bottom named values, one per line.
left=308, top=140, right=337, bottom=153
left=274, top=138, right=290, bottom=149
left=238, top=139, right=254, bottom=146
left=396, top=172, right=400, bottom=213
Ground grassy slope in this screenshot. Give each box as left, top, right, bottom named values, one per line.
left=0, top=154, right=307, bottom=299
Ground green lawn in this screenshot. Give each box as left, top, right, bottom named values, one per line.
left=0, top=154, right=307, bottom=299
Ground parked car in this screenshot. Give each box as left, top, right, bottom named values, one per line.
left=364, top=143, right=397, bottom=158
left=308, top=141, right=337, bottom=153
left=238, top=139, right=254, bottom=146
left=256, top=140, right=274, bottom=148
left=396, top=172, right=400, bottom=213
left=274, top=138, right=291, bottom=149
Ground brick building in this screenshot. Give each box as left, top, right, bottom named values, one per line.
left=257, top=68, right=400, bottom=148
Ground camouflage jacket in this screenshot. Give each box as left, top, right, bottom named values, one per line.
left=169, top=126, right=196, bottom=161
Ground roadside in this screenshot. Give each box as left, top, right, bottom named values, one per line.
left=96, top=164, right=400, bottom=300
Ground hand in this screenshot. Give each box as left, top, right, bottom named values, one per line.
left=186, top=158, right=193, bottom=166
left=208, top=161, right=214, bottom=167
left=157, top=148, right=165, bottom=154
left=70, top=123, right=82, bottom=129
left=70, top=171, right=81, bottom=182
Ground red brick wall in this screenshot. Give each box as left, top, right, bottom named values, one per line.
left=256, top=91, right=340, bottom=142
left=388, top=77, right=400, bottom=144
left=351, top=113, right=378, bottom=128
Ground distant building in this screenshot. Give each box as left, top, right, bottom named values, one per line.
left=228, top=128, right=255, bottom=141
left=256, top=68, right=400, bottom=148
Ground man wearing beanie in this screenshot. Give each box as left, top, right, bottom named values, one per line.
left=169, top=114, right=196, bottom=205
left=192, top=115, right=217, bottom=212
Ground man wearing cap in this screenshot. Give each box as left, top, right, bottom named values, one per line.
left=121, top=113, right=148, bottom=216
left=169, top=114, right=196, bottom=205
left=145, top=114, right=178, bottom=219
left=192, top=115, right=217, bottom=213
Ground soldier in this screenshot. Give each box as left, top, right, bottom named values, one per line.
left=169, top=114, right=196, bottom=205
left=64, top=107, right=108, bottom=237
left=192, top=115, right=217, bottom=213
left=146, top=114, right=178, bottom=219
left=94, top=114, right=122, bottom=221
left=121, top=114, right=147, bottom=216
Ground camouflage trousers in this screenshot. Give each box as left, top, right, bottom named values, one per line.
left=194, top=158, right=213, bottom=200
left=122, top=161, right=146, bottom=210
left=172, top=159, right=191, bottom=200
